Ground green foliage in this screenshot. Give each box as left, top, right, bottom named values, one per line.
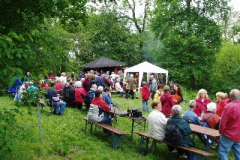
left=210, top=42, right=240, bottom=93
left=74, top=9, right=144, bottom=66
left=0, top=108, right=28, bottom=160
left=151, top=0, right=229, bottom=89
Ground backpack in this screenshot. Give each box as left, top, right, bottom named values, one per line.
left=127, top=108, right=142, bottom=118
left=164, top=119, right=184, bottom=145
left=201, top=113, right=214, bottom=128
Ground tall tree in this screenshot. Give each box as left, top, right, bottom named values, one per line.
left=221, top=10, right=240, bottom=43
left=0, top=0, right=114, bottom=87
left=74, top=9, right=143, bottom=66
left=151, top=0, right=230, bottom=89
left=211, top=42, right=240, bottom=92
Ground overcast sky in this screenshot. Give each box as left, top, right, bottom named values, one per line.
left=229, top=0, right=240, bottom=11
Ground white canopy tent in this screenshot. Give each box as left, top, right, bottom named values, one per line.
left=123, top=61, right=168, bottom=88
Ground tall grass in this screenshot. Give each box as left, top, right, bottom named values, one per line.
left=0, top=88, right=235, bottom=160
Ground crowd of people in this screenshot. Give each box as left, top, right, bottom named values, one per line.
left=8, top=70, right=240, bottom=160
left=147, top=88, right=240, bottom=160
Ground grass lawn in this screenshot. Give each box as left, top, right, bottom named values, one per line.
left=0, top=89, right=235, bottom=160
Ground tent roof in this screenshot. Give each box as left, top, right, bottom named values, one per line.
left=124, top=61, right=168, bottom=74
left=82, top=57, right=126, bottom=69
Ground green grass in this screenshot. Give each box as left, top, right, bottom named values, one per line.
left=0, top=89, right=235, bottom=160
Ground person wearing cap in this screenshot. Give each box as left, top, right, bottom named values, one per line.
left=160, top=86, right=175, bottom=117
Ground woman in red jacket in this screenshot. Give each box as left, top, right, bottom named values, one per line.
left=216, top=92, right=228, bottom=117
left=194, top=89, right=211, bottom=117
left=75, top=81, right=87, bottom=110
left=160, top=86, right=175, bottom=117
left=141, top=81, right=150, bottom=112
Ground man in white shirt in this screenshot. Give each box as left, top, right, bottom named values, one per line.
left=147, top=100, right=168, bottom=140
left=58, top=72, right=67, bottom=84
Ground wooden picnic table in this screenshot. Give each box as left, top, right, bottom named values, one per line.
left=190, top=124, right=220, bottom=137
left=110, top=108, right=147, bottom=143
left=190, top=123, right=220, bottom=151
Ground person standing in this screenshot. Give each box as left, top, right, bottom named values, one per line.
left=153, top=84, right=164, bottom=101
left=219, top=89, right=240, bottom=160
left=149, top=75, right=158, bottom=100
left=125, top=74, right=137, bottom=99
left=141, top=81, right=150, bottom=112
left=171, top=84, right=183, bottom=105
left=215, top=92, right=228, bottom=117
left=194, top=89, right=211, bottom=117
left=160, top=86, right=175, bottom=118
left=169, top=81, right=174, bottom=94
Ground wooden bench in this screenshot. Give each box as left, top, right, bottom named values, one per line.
left=135, top=131, right=215, bottom=160
left=83, top=117, right=128, bottom=149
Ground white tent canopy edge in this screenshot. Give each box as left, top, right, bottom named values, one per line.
left=123, top=61, right=168, bottom=88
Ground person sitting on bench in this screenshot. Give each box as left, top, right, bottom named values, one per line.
left=46, top=82, right=66, bottom=115
left=165, top=105, right=197, bottom=159
left=87, top=90, right=112, bottom=135
left=147, top=100, right=168, bottom=140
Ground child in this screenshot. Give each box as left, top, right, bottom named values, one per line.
left=141, top=81, right=150, bottom=112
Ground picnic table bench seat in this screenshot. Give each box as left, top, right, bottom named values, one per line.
left=83, top=117, right=128, bottom=149
left=135, top=131, right=215, bottom=160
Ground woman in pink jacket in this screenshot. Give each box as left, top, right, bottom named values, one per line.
left=194, top=89, right=211, bottom=116
left=216, top=92, right=228, bottom=117
left=160, top=86, right=175, bottom=117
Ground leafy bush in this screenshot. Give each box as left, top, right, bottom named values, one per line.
left=0, top=108, right=28, bottom=159
left=15, top=87, right=49, bottom=107
left=210, top=42, right=240, bottom=94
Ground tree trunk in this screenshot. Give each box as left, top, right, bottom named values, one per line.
left=190, top=75, right=195, bottom=89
